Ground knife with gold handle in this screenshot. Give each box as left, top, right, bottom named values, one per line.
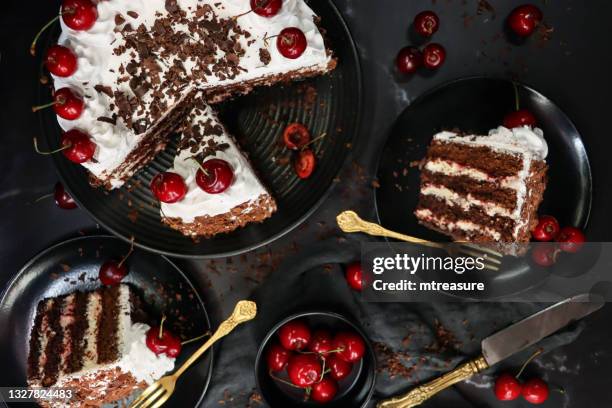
left=377, top=294, right=603, bottom=408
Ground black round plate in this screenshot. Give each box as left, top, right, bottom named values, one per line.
left=375, top=77, right=592, bottom=298
left=0, top=236, right=213, bottom=407
left=255, top=311, right=376, bottom=408
left=38, top=0, right=362, bottom=258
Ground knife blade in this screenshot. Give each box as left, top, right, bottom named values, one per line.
left=378, top=294, right=605, bottom=408
left=482, top=294, right=604, bottom=366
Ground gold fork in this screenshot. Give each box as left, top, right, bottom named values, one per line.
left=336, top=210, right=503, bottom=271
left=129, top=300, right=258, bottom=408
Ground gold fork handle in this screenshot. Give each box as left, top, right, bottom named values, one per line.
left=336, top=211, right=443, bottom=250
left=377, top=356, right=489, bottom=408
left=173, top=300, right=257, bottom=378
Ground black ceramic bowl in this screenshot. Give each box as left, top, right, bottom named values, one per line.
left=255, top=311, right=376, bottom=408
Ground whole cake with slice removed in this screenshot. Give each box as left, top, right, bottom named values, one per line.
left=41, top=0, right=335, bottom=237
left=27, top=284, right=175, bottom=407
left=415, top=126, right=548, bottom=255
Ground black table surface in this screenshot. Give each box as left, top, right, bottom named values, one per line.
left=1, top=0, right=611, bottom=407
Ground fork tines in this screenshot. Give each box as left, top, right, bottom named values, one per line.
left=130, top=383, right=168, bottom=408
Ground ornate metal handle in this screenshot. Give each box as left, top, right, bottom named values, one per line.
left=377, top=356, right=489, bottom=408
left=174, top=300, right=257, bottom=378
left=336, top=210, right=443, bottom=249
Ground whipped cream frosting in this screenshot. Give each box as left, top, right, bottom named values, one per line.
left=52, top=0, right=331, bottom=188
left=433, top=126, right=548, bottom=160
left=160, top=104, right=269, bottom=223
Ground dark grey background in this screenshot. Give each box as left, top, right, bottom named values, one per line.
left=1, top=0, right=611, bottom=407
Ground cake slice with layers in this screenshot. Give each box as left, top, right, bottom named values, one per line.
left=415, top=126, right=548, bottom=254
left=27, top=284, right=174, bottom=407
left=160, top=99, right=277, bottom=237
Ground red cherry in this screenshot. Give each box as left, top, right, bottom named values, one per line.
left=494, top=373, right=522, bottom=401
left=413, top=11, right=440, bottom=37
left=332, top=332, right=366, bottom=363
left=250, top=0, right=282, bottom=17
left=308, top=330, right=334, bottom=356
left=195, top=158, right=234, bottom=194
left=508, top=5, right=543, bottom=37
left=53, top=182, right=77, bottom=209
left=328, top=354, right=353, bottom=381
left=99, top=260, right=128, bottom=286
left=33, top=88, right=84, bottom=120
left=276, top=27, right=307, bottom=59
left=556, top=226, right=586, bottom=253
left=266, top=343, right=291, bottom=372
left=532, top=215, right=561, bottom=242
left=62, top=0, right=98, bottom=31
left=150, top=172, right=187, bottom=203
left=531, top=245, right=558, bottom=267
left=145, top=325, right=181, bottom=358
left=45, top=45, right=78, bottom=77
left=278, top=319, right=311, bottom=351
left=311, top=377, right=338, bottom=403
left=283, top=123, right=311, bottom=150
left=61, top=129, right=96, bottom=163
left=422, top=43, right=446, bottom=70
left=396, top=46, right=423, bottom=75
left=54, top=88, right=84, bottom=120
left=345, top=262, right=363, bottom=292
left=522, top=378, right=549, bottom=404
left=504, top=109, right=537, bottom=128
left=286, top=354, right=321, bottom=388
left=165, top=335, right=182, bottom=358
left=293, top=149, right=316, bottom=179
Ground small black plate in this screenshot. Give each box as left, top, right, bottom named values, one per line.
left=255, top=311, right=376, bottom=408
left=0, top=235, right=213, bottom=408
left=38, top=0, right=362, bottom=259
left=375, top=77, right=592, bottom=298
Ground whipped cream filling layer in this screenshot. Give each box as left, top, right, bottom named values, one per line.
left=421, top=184, right=514, bottom=219
left=160, top=104, right=270, bottom=222
left=415, top=208, right=502, bottom=241
left=52, top=0, right=332, bottom=187
left=424, top=159, right=523, bottom=191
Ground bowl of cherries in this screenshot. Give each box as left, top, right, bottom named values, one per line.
left=255, top=311, right=376, bottom=407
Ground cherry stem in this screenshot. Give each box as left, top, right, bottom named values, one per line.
left=158, top=315, right=167, bottom=339
left=30, top=14, right=63, bottom=56
left=117, top=237, right=135, bottom=268
left=263, top=33, right=279, bottom=47
left=513, top=82, right=520, bottom=112
left=268, top=371, right=304, bottom=390
left=188, top=156, right=209, bottom=177
left=516, top=348, right=543, bottom=379
left=297, top=347, right=344, bottom=356
left=301, top=132, right=328, bottom=151
left=318, top=355, right=326, bottom=382
left=181, top=331, right=212, bottom=346
left=33, top=193, right=54, bottom=205
left=233, top=9, right=253, bottom=20
left=32, top=100, right=57, bottom=113
left=33, top=137, right=70, bottom=155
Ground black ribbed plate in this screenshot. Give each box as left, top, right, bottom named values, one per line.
left=38, top=0, right=361, bottom=258
left=0, top=236, right=213, bottom=407
left=375, top=77, right=592, bottom=298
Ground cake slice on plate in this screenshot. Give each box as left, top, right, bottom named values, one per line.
left=27, top=284, right=174, bottom=407
left=159, top=98, right=277, bottom=237
left=415, top=126, right=548, bottom=255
